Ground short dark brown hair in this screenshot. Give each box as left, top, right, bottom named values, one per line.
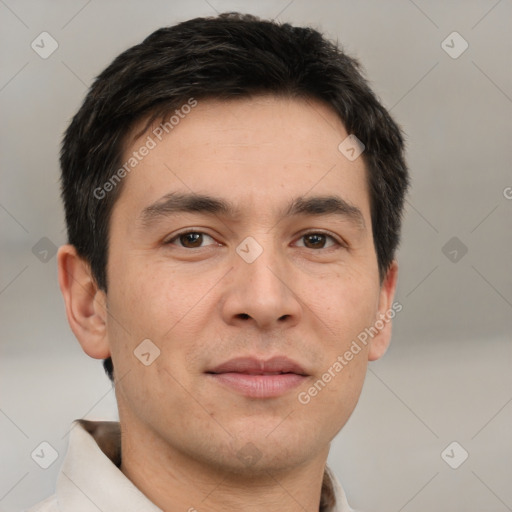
left=60, top=12, right=409, bottom=383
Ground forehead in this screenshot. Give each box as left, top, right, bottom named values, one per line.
left=115, top=95, right=370, bottom=222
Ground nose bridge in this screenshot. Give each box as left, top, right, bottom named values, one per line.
left=221, top=232, right=302, bottom=327
left=237, top=233, right=287, bottom=298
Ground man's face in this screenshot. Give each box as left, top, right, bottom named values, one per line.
left=103, top=96, right=396, bottom=473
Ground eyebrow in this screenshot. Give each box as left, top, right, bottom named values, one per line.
left=139, top=192, right=366, bottom=230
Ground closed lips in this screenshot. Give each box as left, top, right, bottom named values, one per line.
left=207, top=356, right=308, bottom=376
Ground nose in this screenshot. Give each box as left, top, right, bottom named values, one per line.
left=219, top=240, right=302, bottom=330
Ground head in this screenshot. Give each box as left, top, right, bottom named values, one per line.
left=58, top=12, right=408, bottom=479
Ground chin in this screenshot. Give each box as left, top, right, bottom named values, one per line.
left=225, top=423, right=325, bottom=474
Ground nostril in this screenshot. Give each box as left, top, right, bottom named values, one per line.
left=238, top=313, right=250, bottom=320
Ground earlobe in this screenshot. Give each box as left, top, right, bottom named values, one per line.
left=368, top=260, right=399, bottom=362
left=57, top=245, right=111, bottom=359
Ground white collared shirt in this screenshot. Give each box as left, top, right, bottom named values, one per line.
left=27, top=420, right=356, bottom=512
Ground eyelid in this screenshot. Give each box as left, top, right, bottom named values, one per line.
left=293, top=229, right=347, bottom=249
left=164, top=229, right=219, bottom=247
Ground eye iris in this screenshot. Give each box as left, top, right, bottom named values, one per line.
left=180, top=232, right=203, bottom=248
left=304, top=234, right=325, bottom=248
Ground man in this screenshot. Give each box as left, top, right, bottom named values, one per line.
left=29, top=12, right=408, bottom=512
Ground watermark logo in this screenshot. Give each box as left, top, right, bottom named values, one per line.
left=338, top=134, right=365, bottom=161
left=441, top=236, right=468, bottom=263
left=236, top=442, right=262, bottom=466
left=441, top=32, right=469, bottom=59
left=134, top=338, right=161, bottom=366
left=32, top=237, right=57, bottom=263
left=31, top=441, right=59, bottom=469
left=441, top=441, right=469, bottom=469
left=31, top=32, right=59, bottom=59
left=236, top=236, right=263, bottom=263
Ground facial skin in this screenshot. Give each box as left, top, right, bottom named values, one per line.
left=58, top=95, right=398, bottom=511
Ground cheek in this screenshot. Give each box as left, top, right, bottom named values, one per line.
left=105, top=258, right=214, bottom=379
left=307, top=269, right=380, bottom=346
left=103, top=261, right=167, bottom=381
left=295, top=352, right=368, bottom=443
left=107, top=258, right=189, bottom=336
left=291, top=270, right=377, bottom=414
left=104, top=263, right=200, bottom=421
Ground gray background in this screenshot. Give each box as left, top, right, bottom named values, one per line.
left=1, top=0, right=511, bottom=511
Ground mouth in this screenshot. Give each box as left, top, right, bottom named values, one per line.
left=206, top=356, right=309, bottom=398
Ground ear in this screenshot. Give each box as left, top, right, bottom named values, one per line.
left=57, top=244, right=110, bottom=359
left=368, top=260, right=399, bottom=362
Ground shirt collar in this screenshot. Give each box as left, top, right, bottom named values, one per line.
left=56, top=419, right=352, bottom=512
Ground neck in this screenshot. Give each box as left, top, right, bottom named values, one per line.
left=119, top=418, right=331, bottom=512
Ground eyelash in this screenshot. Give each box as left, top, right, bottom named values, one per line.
left=164, top=230, right=345, bottom=250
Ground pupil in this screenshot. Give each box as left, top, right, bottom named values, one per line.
left=306, top=234, right=325, bottom=248
left=182, top=232, right=202, bottom=247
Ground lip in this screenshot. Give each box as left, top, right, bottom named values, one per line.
left=206, top=356, right=309, bottom=398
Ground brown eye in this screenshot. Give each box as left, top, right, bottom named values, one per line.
left=297, top=232, right=338, bottom=249
left=166, top=231, right=216, bottom=248
left=303, top=233, right=327, bottom=248
left=179, top=232, right=203, bottom=248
